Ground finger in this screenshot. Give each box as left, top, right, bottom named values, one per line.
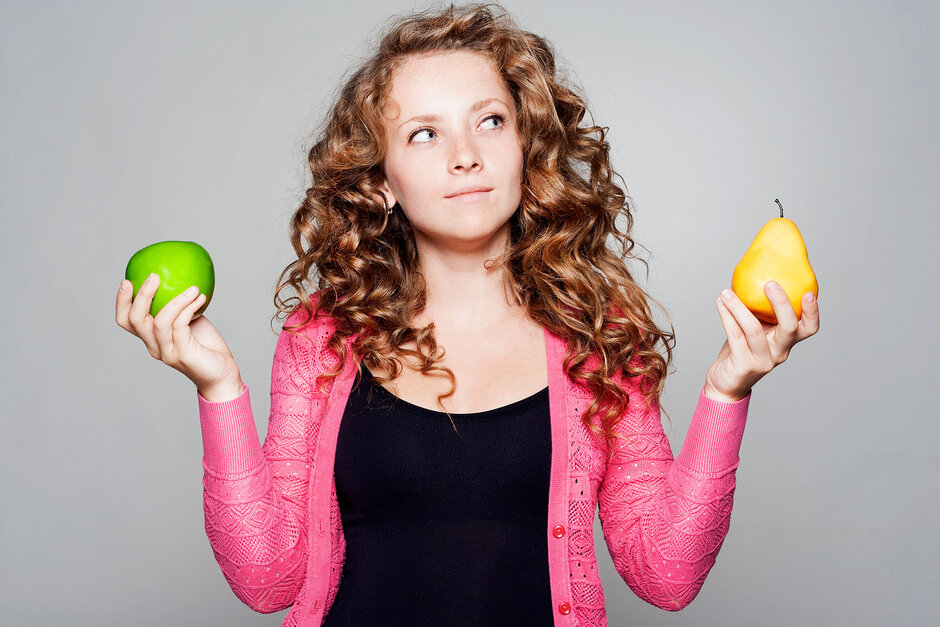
left=796, top=291, right=820, bottom=340
left=115, top=280, right=134, bottom=329
left=179, top=292, right=207, bottom=330
left=764, top=282, right=799, bottom=361
left=720, top=289, right=771, bottom=361
left=128, top=273, right=158, bottom=322
left=715, top=294, right=750, bottom=358
left=173, top=293, right=208, bottom=360
left=127, top=273, right=161, bottom=356
left=765, top=282, right=799, bottom=337
left=153, top=285, right=202, bottom=360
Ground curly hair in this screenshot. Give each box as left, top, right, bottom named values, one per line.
left=270, top=2, right=677, bottom=452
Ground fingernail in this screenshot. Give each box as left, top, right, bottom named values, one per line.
left=721, top=289, right=734, bottom=301
left=805, top=292, right=815, bottom=304
left=185, top=286, right=198, bottom=296
left=120, top=280, right=129, bottom=292
left=148, top=273, right=158, bottom=284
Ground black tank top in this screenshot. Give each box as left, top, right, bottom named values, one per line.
left=323, top=363, right=554, bottom=626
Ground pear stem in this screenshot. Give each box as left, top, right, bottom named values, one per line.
left=775, top=198, right=784, bottom=218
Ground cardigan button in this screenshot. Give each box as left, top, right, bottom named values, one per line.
left=558, top=601, right=571, bottom=615
left=552, top=525, right=566, bottom=538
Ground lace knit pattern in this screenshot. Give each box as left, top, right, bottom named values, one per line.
left=199, top=308, right=746, bottom=626
left=201, top=309, right=340, bottom=620
left=561, top=356, right=738, bottom=623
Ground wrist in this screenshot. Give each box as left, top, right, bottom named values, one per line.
left=703, top=381, right=749, bottom=403
left=198, top=376, right=245, bottom=403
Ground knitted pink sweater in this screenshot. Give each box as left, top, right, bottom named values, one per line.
left=197, top=307, right=750, bottom=626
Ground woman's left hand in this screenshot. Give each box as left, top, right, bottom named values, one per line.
left=703, top=281, right=820, bottom=402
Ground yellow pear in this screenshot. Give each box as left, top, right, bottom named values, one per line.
left=731, top=199, right=818, bottom=324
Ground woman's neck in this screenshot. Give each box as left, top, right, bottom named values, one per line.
left=413, top=241, right=522, bottom=335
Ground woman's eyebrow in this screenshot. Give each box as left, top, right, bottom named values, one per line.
left=397, top=98, right=508, bottom=128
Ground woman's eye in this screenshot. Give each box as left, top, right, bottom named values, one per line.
left=408, top=114, right=505, bottom=143
left=481, top=114, right=505, bottom=129
left=409, top=128, right=435, bottom=143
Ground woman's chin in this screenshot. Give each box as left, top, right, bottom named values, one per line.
left=415, top=224, right=512, bottom=255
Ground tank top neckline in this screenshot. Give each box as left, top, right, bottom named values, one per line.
left=357, top=364, right=549, bottom=423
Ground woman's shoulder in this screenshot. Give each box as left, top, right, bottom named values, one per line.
left=274, top=293, right=350, bottom=368
left=281, top=291, right=340, bottom=335
left=275, top=293, right=352, bottom=393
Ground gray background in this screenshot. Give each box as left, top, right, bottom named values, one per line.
left=2, top=0, right=937, bottom=625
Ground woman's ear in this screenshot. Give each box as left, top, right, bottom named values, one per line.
left=376, top=180, right=397, bottom=210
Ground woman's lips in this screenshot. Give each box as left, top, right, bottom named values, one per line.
left=446, top=190, right=492, bottom=202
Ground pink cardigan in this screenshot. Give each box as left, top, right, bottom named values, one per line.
left=197, top=307, right=750, bottom=625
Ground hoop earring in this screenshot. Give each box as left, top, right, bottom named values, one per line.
left=382, top=195, right=392, bottom=215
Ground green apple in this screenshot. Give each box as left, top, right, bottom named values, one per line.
left=125, top=241, right=215, bottom=319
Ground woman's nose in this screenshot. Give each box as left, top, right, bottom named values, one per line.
left=449, top=136, right=482, bottom=171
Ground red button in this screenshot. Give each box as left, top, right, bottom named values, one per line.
left=552, top=525, right=566, bottom=538
left=558, top=602, right=571, bottom=615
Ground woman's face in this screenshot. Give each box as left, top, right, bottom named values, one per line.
left=378, top=50, right=524, bottom=257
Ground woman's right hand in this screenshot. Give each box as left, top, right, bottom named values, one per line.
left=115, top=273, right=242, bottom=396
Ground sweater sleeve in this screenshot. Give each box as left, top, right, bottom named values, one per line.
left=197, top=314, right=324, bottom=613
left=597, top=379, right=750, bottom=611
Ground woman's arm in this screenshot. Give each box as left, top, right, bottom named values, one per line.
left=197, top=310, right=322, bottom=613
left=599, top=283, right=817, bottom=609
left=597, top=381, right=750, bottom=611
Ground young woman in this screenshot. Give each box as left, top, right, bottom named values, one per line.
left=115, top=4, right=819, bottom=625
